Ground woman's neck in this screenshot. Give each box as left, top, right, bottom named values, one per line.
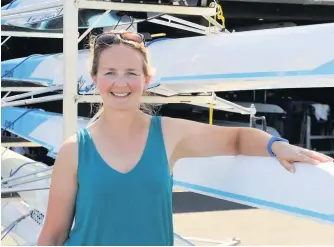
left=94, top=108, right=147, bottom=137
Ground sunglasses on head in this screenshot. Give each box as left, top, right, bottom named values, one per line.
left=94, top=31, right=145, bottom=47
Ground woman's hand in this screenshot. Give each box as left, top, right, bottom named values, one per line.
left=271, top=141, right=334, bottom=173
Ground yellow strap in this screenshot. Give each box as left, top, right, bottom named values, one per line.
left=216, top=4, right=225, bottom=29
left=209, top=102, right=213, bottom=125
left=151, top=33, right=166, bottom=38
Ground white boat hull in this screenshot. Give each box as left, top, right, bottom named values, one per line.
left=2, top=23, right=334, bottom=95
left=174, top=156, right=334, bottom=224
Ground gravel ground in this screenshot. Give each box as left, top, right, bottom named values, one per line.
left=173, top=191, right=334, bottom=245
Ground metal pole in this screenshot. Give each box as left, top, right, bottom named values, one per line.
left=2, top=166, right=53, bottom=184
left=161, top=15, right=208, bottom=31
left=1, top=36, right=11, bottom=46
left=63, top=0, right=79, bottom=140
left=77, top=9, right=111, bottom=43
left=2, top=85, right=63, bottom=103
left=1, top=94, right=63, bottom=107
left=306, top=115, right=311, bottom=149
left=1, top=212, right=32, bottom=236
left=2, top=174, right=51, bottom=188
left=1, top=186, right=50, bottom=194
left=86, top=107, right=103, bottom=126
left=2, top=91, right=11, bottom=98
left=76, top=0, right=216, bottom=16
left=76, top=95, right=216, bottom=104
left=1, top=31, right=63, bottom=39
left=148, top=19, right=207, bottom=35
left=215, top=97, right=256, bottom=115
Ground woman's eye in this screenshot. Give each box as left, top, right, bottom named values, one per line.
left=127, top=72, right=138, bottom=76
left=105, top=72, right=115, bottom=75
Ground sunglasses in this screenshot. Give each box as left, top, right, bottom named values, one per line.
left=94, top=31, right=145, bottom=47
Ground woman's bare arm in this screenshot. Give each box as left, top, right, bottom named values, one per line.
left=37, top=135, right=78, bottom=246
left=165, top=117, right=331, bottom=172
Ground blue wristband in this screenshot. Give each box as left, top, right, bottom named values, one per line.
left=267, top=136, right=289, bottom=157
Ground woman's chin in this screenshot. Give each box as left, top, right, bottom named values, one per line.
left=103, top=102, right=138, bottom=112
left=101, top=94, right=141, bottom=112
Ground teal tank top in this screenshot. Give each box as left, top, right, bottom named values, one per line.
left=64, top=116, right=174, bottom=246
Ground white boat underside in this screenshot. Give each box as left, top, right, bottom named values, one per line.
left=1, top=23, right=334, bottom=96
left=149, top=75, right=334, bottom=96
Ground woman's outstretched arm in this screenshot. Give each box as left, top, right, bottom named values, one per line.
left=167, top=117, right=333, bottom=172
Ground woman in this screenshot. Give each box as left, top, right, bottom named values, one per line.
left=37, top=31, right=333, bottom=246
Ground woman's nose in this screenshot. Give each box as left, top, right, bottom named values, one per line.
left=112, top=76, right=128, bottom=86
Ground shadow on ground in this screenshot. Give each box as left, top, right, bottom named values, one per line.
left=173, top=191, right=254, bottom=214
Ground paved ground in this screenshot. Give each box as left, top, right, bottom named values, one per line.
left=2, top=192, right=334, bottom=246
left=173, top=191, right=334, bottom=245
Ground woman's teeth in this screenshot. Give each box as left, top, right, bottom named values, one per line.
left=110, top=92, right=131, bottom=97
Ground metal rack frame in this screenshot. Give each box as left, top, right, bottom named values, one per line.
left=1, top=0, right=256, bottom=141
left=0, top=2, right=252, bottom=245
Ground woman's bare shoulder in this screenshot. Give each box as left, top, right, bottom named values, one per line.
left=59, top=134, right=78, bottom=154
left=55, top=133, right=79, bottom=172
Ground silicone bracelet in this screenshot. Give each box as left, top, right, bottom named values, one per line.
left=267, top=136, right=289, bottom=157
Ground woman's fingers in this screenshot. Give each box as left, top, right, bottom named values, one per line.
left=279, top=159, right=296, bottom=173
left=298, top=153, right=321, bottom=165
left=278, top=146, right=333, bottom=174
left=299, top=149, right=333, bottom=163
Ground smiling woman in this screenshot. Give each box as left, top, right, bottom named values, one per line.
left=37, top=30, right=333, bottom=246
left=89, top=31, right=155, bottom=115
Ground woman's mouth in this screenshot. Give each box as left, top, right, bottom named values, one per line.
left=110, top=92, right=131, bottom=97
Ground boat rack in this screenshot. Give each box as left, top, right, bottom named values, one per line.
left=0, top=0, right=258, bottom=139
left=0, top=0, right=250, bottom=245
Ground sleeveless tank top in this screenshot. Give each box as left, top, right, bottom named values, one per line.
left=64, top=116, right=174, bottom=246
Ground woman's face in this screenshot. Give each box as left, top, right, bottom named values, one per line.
left=92, top=44, right=150, bottom=111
